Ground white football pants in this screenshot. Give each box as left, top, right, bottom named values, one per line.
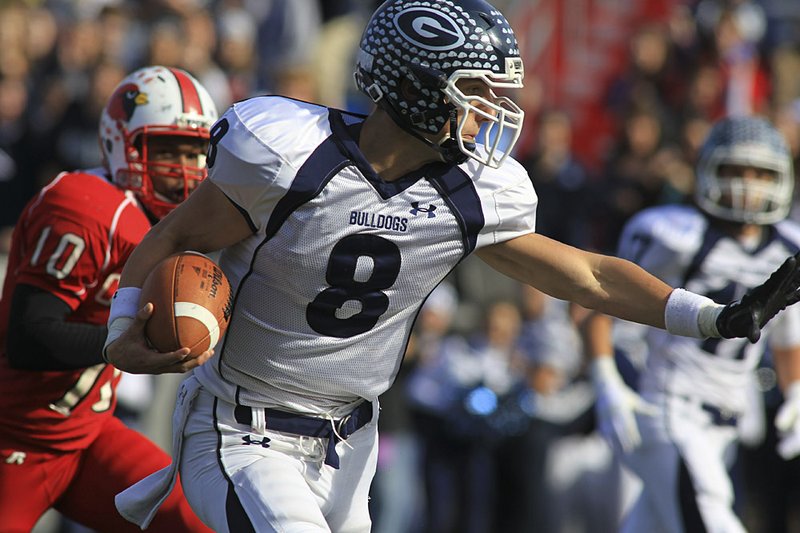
left=180, top=387, right=379, bottom=532
left=617, top=394, right=746, bottom=533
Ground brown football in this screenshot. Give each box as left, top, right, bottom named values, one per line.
left=140, top=251, right=232, bottom=356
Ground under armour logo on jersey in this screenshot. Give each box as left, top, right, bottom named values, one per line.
left=410, top=202, right=437, bottom=218
left=5, top=451, right=25, bottom=465
left=242, top=435, right=271, bottom=448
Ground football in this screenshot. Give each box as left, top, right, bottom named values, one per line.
left=140, top=251, right=232, bottom=356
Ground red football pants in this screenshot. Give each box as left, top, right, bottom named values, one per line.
left=0, top=416, right=211, bottom=532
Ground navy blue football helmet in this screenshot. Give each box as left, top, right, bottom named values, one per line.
left=695, top=116, right=794, bottom=224
left=355, top=0, right=525, bottom=168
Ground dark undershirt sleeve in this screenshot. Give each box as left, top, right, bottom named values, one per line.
left=7, top=284, right=108, bottom=370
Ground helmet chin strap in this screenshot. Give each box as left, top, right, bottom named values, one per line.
left=374, top=94, right=473, bottom=165
left=359, top=69, right=474, bottom=166
left=438, top=107, right=474, bottom=165
left=401, top=105, right=474, bottom=166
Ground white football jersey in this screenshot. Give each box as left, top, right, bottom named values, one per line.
left=194, top=97, right=537, bottom=415
left=618, top=204, right=800, bottom=412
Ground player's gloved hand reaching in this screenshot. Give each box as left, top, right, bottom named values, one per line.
left=775, top=382, right=800, bottom=460
left=591, top=356, right=658, bottom=453
left=717, top=252, right=800, bottom=343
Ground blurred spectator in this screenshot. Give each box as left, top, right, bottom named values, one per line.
left=255, top=0, right=322, bottom=99
left=96, top=5, right=146, bottom=71
left=49, top=61, right=126, bottom=172
left=606, top=23, right=684, bottom=132
left=597, top=105, right=678, bottom=251
left=514, top=286, right=615, bottom=532
left=763, top=0, right=800, bottom=109
left=521, top=109, right=593, bottom=249
left=696, top=0, right=772, bottom=117
left=0, top=79, right=37, bottom=251
left=371, top=282, right=460, bottom=533
left=774, top=100, right=800, bottom=223
left=181, top=10, right=232, bottom=110
left=144, top=17, right=186, bottom=69
left=407, top=299, right=532, bottom=533
left=312, top=1, right=370, bottom=109
left=215, top=7, right=258, bottom=102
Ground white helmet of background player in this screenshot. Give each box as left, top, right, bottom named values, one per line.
left=354, top=0, right=525, bottom=168
left=695, top=115, right=794, bottom=225
left=99, top=66, right=218, bottom=219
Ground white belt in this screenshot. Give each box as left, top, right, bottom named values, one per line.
left=115, top=374, right=202, bottom=528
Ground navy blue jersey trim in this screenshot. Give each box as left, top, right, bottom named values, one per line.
left=678, top=458, right=709, bottom=533
left=328, top=110, right=446, bottom=199
left=219, top=190, right=257, bottom=234
left=264, top=136, right=349, bottom=241
left=681, top=223, right=724, bottom=291
left=427, top=166, right=484, bottom=257
left=212, top=397, right=257, bottom=532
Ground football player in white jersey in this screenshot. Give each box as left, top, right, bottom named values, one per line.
left=101, top=0, right=800, bottom=530
left=585, top=115, right=800, bottom=533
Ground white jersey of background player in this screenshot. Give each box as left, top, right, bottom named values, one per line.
left=101, top=1, right=800, bottom=531
left=587, top=116, right=800, bottom=533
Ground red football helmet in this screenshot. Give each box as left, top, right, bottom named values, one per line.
left=99, top=65, right=219, bottom=219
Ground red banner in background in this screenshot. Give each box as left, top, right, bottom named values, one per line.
left=510, top=0, right=677, bottom=171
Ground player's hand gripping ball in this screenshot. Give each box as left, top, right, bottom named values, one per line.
left=141, top=251, right=232, bottom=356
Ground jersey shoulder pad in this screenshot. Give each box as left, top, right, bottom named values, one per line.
left=222, top=96, right=332, bottom=165
left=620, top=204, right=706, bottom=256
left=465, top=154, right=534, bottom=195
left=776, top=219, right=800, bottom=251
left=30, top=170, right=132, bottom=220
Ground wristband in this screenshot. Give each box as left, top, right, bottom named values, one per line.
left=108, top=287, right=142, bottom=325
left=784, top=381, right=800, bottom=402
left=591, top=356, right=619, bottom=383
left=664, top=288, right=724, bottom=339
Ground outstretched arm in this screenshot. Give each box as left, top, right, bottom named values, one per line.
left=478, top=232, right=800, bottom=342
left=477, top=233, right=673, bottom=328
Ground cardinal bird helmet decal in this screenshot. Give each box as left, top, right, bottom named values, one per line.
left=106, top=83, right=149, bottom=122
left=99, top=66, right=218, bottom=219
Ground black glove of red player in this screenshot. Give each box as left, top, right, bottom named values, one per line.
left=716, top=252, right=800, bottom=343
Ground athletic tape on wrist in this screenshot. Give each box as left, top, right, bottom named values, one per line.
left=664, top=288, right=723, bottom=339
left=103, top=317, right=134, bottom=363
left=108, top=287, right=142, bottom=325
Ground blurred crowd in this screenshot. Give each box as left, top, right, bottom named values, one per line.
left=0, top=0, right=381, bottom=252
left=3, top=0, right=800, bottom=532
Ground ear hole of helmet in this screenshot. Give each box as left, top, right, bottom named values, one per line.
left=130, top=134, right=143, bottom=157
left=407, top=63, right=448, bottom=90
left=399, top=78, right=422, bottom=102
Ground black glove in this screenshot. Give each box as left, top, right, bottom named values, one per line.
left=716, top=252, right=800, bottom=343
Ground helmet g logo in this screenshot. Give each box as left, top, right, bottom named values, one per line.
left=394, top=7, right=465, bottom=51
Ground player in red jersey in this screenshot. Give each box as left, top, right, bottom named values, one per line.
left=0, top=66, right=217, bottom=532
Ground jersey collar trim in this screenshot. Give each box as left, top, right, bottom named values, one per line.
left=328, top=109, right=447, bottom=199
